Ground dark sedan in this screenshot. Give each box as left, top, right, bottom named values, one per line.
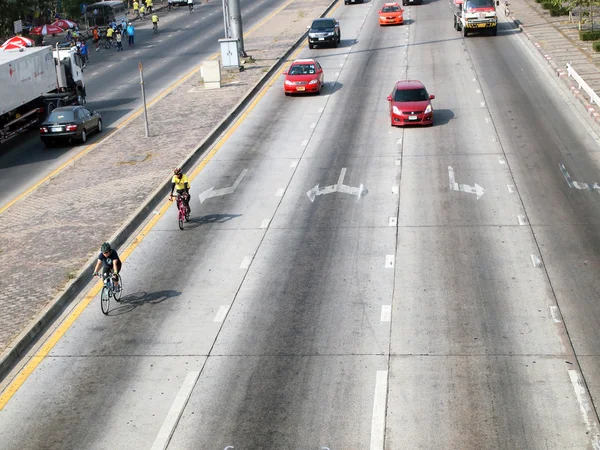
left=308, top=18, right=341, bottom=49
left=40, top=106, right=102, bottom=147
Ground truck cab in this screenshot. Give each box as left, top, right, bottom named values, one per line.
left=52, top=47, right=86, bottom=104
left=454, top=0, right=499, bottom=36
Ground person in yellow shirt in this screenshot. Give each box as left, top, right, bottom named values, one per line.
left=151, top=13, right=159, bottom=32
left=105, top=25, right=114, bottom=47
left=133, top=0, right=139, bottom=17
left=139, top=4, right=146, bottom=19
left=170, top=168, right=191, bottom=218
left=146, top=0, right=153, bottom=13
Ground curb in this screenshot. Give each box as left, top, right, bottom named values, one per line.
left=512, top=15, right=600, bottom=127
left=0, top=0, right=339, bottom=382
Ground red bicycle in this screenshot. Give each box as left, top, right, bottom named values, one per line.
left=171, top=192, right=190, bottom=230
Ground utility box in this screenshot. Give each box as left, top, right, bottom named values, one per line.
left=201, top=60, right=221, bottom=90
left=219, top=38, right=240, bottom=69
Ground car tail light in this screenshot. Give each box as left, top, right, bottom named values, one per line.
left=40, top=127, right=48, bottom=133
left=66, top=124, right=78, bottom=131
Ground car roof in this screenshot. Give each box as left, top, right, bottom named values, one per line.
left=292, top=58, right=317, bottom=64
left=395, top=80, right=426, bottom=89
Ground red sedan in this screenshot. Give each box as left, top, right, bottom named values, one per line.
left=387, top=80, right=435, bottom=126
left=283, top=59, right=324, bottom=95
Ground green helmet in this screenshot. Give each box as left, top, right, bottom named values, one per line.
left=101, top=242, right=111, bottom=253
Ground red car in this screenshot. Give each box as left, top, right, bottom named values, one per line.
left=283, top=59, right=324, bottom=95
left=387, top=80, right=435, bottom=126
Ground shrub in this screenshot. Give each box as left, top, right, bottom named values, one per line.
left=549, top=6, right=569, bottom=15
left=535, top=0, right=543, bottom=3
left=594, top=41, right=600, bottom=52
left=580, top=30, right=600, bottom=41
left=541, top=1, right=552, bottom=9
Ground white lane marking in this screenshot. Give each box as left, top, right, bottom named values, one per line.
left=380, top=305, right=392, bottom=322
left=135, top=51, right=140, bottom=54
left=389, top=217, right=397, bottom=227
left=276, top=188, right=285, bottom=197
left=530, top=254, right=542, bottom=267
left=194, top=20, right=199, bottom=24
left=318, top=107, right=324, bottom=113
left=396, top=138, right=402, bottom=145
left=517, top=215, right=528, bottom=225
left=476, top=89, right=482, bottom=94
left=107, top=64, right=113, bottom=68
left=499, top=157, right=506, bottom=164
left=480, top=101, right=486, bottom=107
left=340, top=63, right=344, bottom=67
left=549, top=305, right=562, bottom=323
left=385, top=255, right=395, bottom=268
left=92, top=72, right=98, bottom=76
left=213, top=305, right=230, bottom=322
left=301, top=139, right=308, bottom=147
left=240, top=256, right=252, bottom=269
left=260, top=219, right=270, bottom=229
left=335, top=72, right=340, bottom=76
left=290, top=160, right=298, bottom=168
left=395, top=159, right=401, bottom=166
left=392, top=185, right=399, bottom=195
left=168, top=34, right=173, bottom=37
left=492, top=137, right=498, bottom=143
left=472, top=78, right=477, bottom=81
left=310, top=123, right=316, bottom=129
left=370, top=371, right=388, bottom=450
left=151, top=371, right=200, bottom=450
left=507, top=184, right=516, bottom=193
left=158, top=39, right=163, bottom=42
left=568, top=370, right=600, bottom=448
left=485, top=117, right=491, bottom=123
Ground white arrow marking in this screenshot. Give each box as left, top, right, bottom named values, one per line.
left=306, top=168, right=366, bottom=202
left=198, top=169, right=248, bottom=203
left=448, top=166, right=485, bottom=200
left=559, top=163, right=600, bottom=192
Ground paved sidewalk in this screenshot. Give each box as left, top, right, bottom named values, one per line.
left=507, top=0, right=600, bottom=121
left=0, top=0, right=333, bottom=358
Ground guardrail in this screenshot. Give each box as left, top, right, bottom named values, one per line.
left=566, top=62, right=600, bottom=105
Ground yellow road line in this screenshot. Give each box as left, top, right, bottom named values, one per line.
left=0, top=0, right=342, bottom=412
left=0, top=0, right=296, bottom=217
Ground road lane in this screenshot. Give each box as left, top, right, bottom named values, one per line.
left=0, top=0, right=290, bottom=210
left=4, top=0, right=600, bottom=448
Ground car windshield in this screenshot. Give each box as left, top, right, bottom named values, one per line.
left=312, top=19, right=335, bottom=29
left=394, top=88, right=429, bottom=102
left=465, top=0, right=494, bottom=7
left=47, top=110, right=75, bottom=122
left=382, top=5, right=400, bottom=12
left=289, top=64, right=316, bottom=75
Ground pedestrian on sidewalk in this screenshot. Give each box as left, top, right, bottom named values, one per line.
left=127, top=23, right=135, bottom=47
left=115, top=30, right=123, bottom=51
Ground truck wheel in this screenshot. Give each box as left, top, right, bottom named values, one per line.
left=490, top=26, right=497, bottom=36
left=463, top=27, right=468, bottom=37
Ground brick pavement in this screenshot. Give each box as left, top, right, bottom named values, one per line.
left=507, top=0, right=600, bottom=123
left=0, top=0, right=334, bottom=356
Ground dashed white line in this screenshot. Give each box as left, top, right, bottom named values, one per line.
left=507, top=184, right=516, bottom=193
left=517, top=214, right=528, bottom=225
left=480, top=101, right=486, bottom=107
left=240, top=256, right=252, bottom=269
left=301, top=139, right=308, bottom=147
left=499, top=157, right=506, bottom=164
left=318, top=107, right=324, bottom=113
left=530, top=254, right=542, bottom=267
left=290, top=160, right=299, bottom=168
left=260, top=219, right=270, bottom=229
left=568, top=370, right=600, bottom=448
left=276, top=188, right=285, bottom=197
left=370, top=371, right=388, bottom=450
left=385, top=255, right=395, bottom=268
left=380, top=305, right=392, bottom=322
left=213, top=305, right=230, bottom=322
left=392, top=185, right=399, bottom=195
left=135, top=51, right=140, bottom=54
left=151, top=371, right=200, bottom=450
left=310, top=123, right=317, bottom=129
left=549, top=305, right=562, bottom=322
left=395, top=159, right=401, bottom=166
left=107, top=64, right=113, bottom=68
left=476, top=89, right=482, bottom=94
left=92, top=72, right=98, bottom=75
left=389, top=217, right=397, bottom=227
left=396, top=138, right=402, bottom=145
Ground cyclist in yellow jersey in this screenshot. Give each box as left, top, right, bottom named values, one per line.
left=170, top=168, right=191, bottom=216
left=139, top=4, right=146, bottom=18
left=151, top=13, right=159, bottom=32
left=133, top=0, right=139, bottom=17
left=105, top=26, right=114, bottom=46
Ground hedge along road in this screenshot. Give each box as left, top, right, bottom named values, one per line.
left=0, top=0, right=293, bottom=212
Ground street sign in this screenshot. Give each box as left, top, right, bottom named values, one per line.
left=306, top=168, right=367, bottom=202
left=13, top=20, right=22, bottom=34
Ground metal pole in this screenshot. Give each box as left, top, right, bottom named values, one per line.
left=228, top=0, right=247, bottom=56
left=221, top=0, right=230, bottom=38
left=139, top=61, right=150, bottom=138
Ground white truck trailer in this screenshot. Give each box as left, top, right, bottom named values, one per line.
left=0, top=46, right=86, bottom=144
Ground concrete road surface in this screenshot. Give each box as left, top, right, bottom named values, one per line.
left=2, top=0, right=600, bottom=448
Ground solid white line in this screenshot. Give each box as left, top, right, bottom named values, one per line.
left=385, top=255, right=395, bottom=268
left=380, top=305, right=391, bottom=322
left=517, top=215, right=528, bottom=225
left=388, top=217, right=397, bottom=227
left=507, top=184, right=516, bottom=193
left=151, top=371, right=200, bottom=450
left=240, top=256, right=252, bottom=269
left=213, top=305, right=230, bottom=322
left=530, top=254, right=542, bottom=267
left=290, top=160, right=298, bottom=168
left=568, top=370, right=600, bottom=448
left=276, top=188, right=285, bottom=197
left=392, top=185, right=399, bottom=195
left=260, top=219, right=270, bottom=229
left=370, top=371, right=388, bottom=450
left=549, top=305, right=562, bottom=323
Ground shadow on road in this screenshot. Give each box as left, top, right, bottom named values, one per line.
left=434, top=109, right=455, bottom=126
left=184, top=213, right=242, bottom=229
left=108, top=289, right=181, bottom=315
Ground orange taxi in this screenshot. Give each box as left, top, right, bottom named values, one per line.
left=379, top=2, right=404, bottom=25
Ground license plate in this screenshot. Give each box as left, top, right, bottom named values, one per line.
left=297, top=86, right=305, bottom=91
left=51, top=127, right=62, bottom=132
left=318, top=37, right=324, bottom=41
left=477, top=23, right=487, bottom=27
left=408, top=115, right=418, bottom=121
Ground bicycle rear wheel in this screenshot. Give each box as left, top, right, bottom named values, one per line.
left=178, top=208, right=184, bottom=230
left=101, top=286, right=110, bottom=315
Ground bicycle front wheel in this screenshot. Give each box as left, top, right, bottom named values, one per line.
left=101, top=286, right=110, bottom=315
left=114, top=274, right=123, bottom=302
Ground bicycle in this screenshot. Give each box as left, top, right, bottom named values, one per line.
left=98, top=271, right=123, bottom=315
left=103, top=37, right=115, bottom=49
left=171, top=192, right=190, bottom=230
left=189, top=3, right=194, bottom=13
left=153, top=22, right=159, bottom=34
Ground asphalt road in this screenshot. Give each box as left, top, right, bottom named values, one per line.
left=0, top=0, right=290, bottom=210
left=2, top=0, right=600, bottom=448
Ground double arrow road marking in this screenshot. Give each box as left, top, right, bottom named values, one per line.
left=448, top=166, right=485, bottom=200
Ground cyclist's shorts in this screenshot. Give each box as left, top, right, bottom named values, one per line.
left=102, top=260, right=122, bottom=273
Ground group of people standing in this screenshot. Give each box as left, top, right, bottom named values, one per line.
left=91, top=21, right=136, bottom=51
left=133, top=0, right=154, bottom=19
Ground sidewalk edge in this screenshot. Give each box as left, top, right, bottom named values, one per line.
left=0, top=0, right=339, bottom=382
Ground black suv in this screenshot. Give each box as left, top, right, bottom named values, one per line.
left=308, top=18, right=341, bottom=49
